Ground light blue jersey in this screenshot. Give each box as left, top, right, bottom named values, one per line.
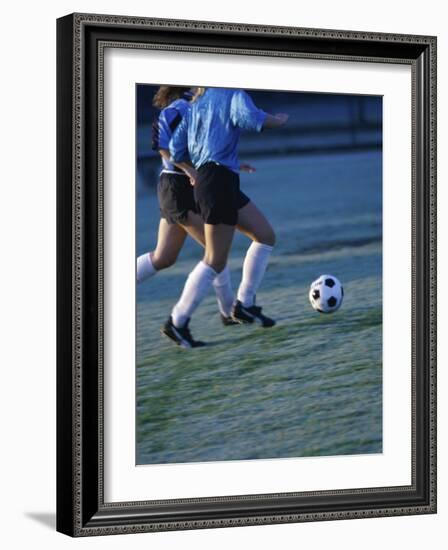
left=169, top=88, right=267, bottom=173
left=152, top=96, right=191, bottom=172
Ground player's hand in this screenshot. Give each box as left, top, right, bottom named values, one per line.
left=240, top=163, right=256, bottom=173
left=185, top=167, right=198, bottom=186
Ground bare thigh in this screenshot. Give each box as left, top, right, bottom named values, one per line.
left=236, top=201, right=276, bottom=246
left=179, top=211, right=206, bottom=248
left=203, top=223, right=235, bottom=273
left=151, top=219, right=187, bottom=270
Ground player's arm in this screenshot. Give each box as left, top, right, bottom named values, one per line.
left=168, top=116, right=199, bottom=185
left=240, top=163, right=256, bottom=173
left=153, top=108, right=198, bottom=185
left=230, top=89, right=290, bottom=132
left=262, top=113, right=289, bottom=129
left=169, top=114, right=188, bottom=161
left=230, top=90, right=267, bottom=132
left=159, top=148, right=198, bottom=186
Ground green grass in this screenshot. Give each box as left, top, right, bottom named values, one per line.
left=136, top=152, right=383, bottom=464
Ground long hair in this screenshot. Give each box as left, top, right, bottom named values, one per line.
left=152, top=86, right=191, bottom=109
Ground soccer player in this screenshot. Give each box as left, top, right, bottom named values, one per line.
left=162, top=87, right=289, bottom=348
left=136, top=86, right=237, bottom=325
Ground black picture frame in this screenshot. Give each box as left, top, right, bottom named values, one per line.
left=56, top=13, right=437, bottom=537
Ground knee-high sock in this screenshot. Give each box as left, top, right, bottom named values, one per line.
left=172, top=261, right=217, bottom=328
left=237, top=242, right=273, bottom=307
left=212, top=266, right=234, bottom=318
left=137, top=252, right=157, bottom=283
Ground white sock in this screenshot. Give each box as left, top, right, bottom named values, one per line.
left=212, top=266, right=234, bottom=317
left=137, top=252, right=157, bottom=283
left=172, top=261, right=217, bottom=328
left=237, top=242, right=273, bottom=307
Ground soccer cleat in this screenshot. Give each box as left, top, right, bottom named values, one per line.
left=231, top=300, right=276, bottom=328
left=161, top=317, right=206, bottom=348
left=220, top=313, right=239, bottom=326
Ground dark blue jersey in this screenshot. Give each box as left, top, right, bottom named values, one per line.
left=152, top=95, right=191, bottom=172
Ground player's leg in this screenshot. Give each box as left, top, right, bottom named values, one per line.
left=233, top=201, right=276, bottom=327
left=203, top=222, right=236, bottom=272
left=236, top=200, right=276, bottom=247
left=180, top=211, right=235, bottom=322
left=162, top=162, right=238, bottom=347
left=178, top=211, right=205, bottom=247
left=170, top=223, right=235, bottom=326
left=136, top=219, right=187, bottom=283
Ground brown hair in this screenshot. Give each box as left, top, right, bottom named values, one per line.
left=152, top=86, right=191, bottom=109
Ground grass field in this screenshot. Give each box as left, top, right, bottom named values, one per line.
left=136, top=151, right=382, bottom=464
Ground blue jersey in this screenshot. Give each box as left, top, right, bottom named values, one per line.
left=169, top=88, right=267, bottom=173
left=152, top=96, right=191, bottom=172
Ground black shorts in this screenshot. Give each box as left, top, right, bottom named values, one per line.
left=194, top=162, right=250, bottom=225
left=157, top=172, right=197, bottom=225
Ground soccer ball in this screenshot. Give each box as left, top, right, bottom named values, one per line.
left=309, top=274, right=344, bottom=313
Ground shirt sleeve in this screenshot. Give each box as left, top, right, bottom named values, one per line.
left=230, top=90, right=267, bottom=132
left=155, top=107, right=183, bottom=150
left=169, top=114, right=189, bottom=162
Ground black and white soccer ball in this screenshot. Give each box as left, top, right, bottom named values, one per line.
left=309, top=274, right=344, bottom=314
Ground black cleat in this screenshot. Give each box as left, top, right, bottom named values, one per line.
left=161, top=317, right=206, bottom=348
left=220, top=313, right=239, bottom=326
left=231, top=300, right=276, bottom=328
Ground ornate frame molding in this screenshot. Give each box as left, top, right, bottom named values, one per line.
left=57, top=13, right=437, bottom=537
